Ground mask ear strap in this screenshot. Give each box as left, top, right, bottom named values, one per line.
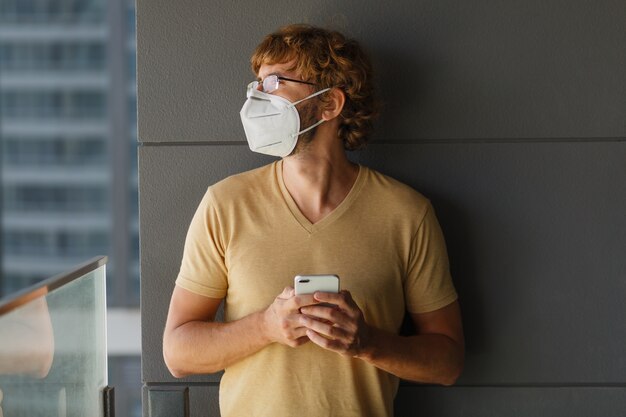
left=291, top=88, right=332, bottom=106
left=294, top=118, right=326, bottom=137
left=290, top=87, right=332, bottom=138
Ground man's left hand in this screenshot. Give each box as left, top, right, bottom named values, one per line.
left=298, top=290, right=370, bottom=357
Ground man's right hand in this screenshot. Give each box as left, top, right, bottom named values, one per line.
left=164, top=285, right=328, bottom=377
left=263, top=286, right=319, bottom=348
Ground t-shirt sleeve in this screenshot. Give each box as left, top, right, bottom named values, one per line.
left=175, top=187, right=228, bottom=298
left=404, top=202, right=458, bottom=314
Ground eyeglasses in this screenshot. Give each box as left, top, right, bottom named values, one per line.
left=248, top=74, right=316, bottom=94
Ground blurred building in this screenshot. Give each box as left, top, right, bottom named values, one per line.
left=0, top=0, right=140, bottom=415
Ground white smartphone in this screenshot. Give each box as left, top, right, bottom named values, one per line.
left=294, top=274, right=340, bottom=295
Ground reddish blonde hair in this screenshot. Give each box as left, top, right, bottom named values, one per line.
left=251, top=24, right=379, bottom=150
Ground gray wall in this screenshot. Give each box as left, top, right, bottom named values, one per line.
left=137, top=1, right=626, bottom=416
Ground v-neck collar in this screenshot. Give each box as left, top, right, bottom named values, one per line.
left=275, top=159, right=366, bottom=235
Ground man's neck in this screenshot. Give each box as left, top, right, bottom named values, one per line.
left=281, top=136, right=358, bottom=224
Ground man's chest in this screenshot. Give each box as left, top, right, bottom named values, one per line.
left=222, top=216, right=410, bottom=330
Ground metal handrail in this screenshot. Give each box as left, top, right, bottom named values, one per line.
left=0, top=255, right=107, bottom=315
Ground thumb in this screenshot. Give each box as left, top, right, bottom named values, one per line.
left=280, top=286, right=295, bottom=298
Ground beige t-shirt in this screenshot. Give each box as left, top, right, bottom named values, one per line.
left=176, top=161, right=457, bottom=417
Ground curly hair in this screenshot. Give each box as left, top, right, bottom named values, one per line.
left=251, top=24, right=379, bottom=150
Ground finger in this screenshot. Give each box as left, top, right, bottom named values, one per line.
left=277, top=316, right=312, bottom=340
left=293, top=335, right=310, bottom=346
left=285, top=333, right=311, bottom=348
left=300, top=315, right=350, bottom=341
left=292, top=294, right=320, bottom=309
left=314, top=290, right=357, bottom=312
left=306, top=329, right=345, bottom=352
left=279, top=286, right=295, bottom=299
left=300, top=305, right=341, bottom=322
left=289, top=325, right=311, bottom=340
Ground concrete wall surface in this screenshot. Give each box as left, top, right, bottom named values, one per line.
left=137, top=0, right=626, bottom=415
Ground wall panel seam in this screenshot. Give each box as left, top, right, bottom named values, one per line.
left=137, top=138, right=626, bottom=147
left=400, top=384, right=626, bottom=388
left=145, top=382, right=221, bottom=387
left=142, top=382, right=626, bottom=388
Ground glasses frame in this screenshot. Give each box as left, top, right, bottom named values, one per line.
left=249, top=74, right=316, bottom=94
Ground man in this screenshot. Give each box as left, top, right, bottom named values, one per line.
left=163, top=24, right=464, bottom=417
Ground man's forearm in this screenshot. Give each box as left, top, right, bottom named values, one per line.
left=356, top=327, right=464, bottom=386
left=164, top=310, right=271, bottom=377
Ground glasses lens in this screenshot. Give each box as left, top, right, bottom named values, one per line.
left=262, top=75, right=279, bottom=93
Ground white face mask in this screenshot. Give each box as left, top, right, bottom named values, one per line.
left=240, top=87, right=331, bottom=157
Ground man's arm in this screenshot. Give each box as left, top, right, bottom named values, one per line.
left=163, top=286, right=317, bottom=377
left=360, top=301, right=464, bottom=385
left=300, top=292, right=464, bottom=385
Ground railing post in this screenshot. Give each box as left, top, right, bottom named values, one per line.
left=103, top=386, right=115, bottom=417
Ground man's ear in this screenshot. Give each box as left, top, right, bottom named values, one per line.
left=321, top=88, right=346, bottom=121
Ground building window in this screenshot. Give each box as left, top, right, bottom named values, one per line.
left=3, top=136, right=107, bottom=166
left=1, top=91, right=105, bottom=119
left=4, top=185, right=108, bottom=212
left=4, top=230, right=108, bottom=258
left=0, top=0, right=104, bottom=24
left=0, top=42, right=108, bottom=72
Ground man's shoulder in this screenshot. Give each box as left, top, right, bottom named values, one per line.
left=195, top=162, right=277, bottom=214
left=363, top=166, right=430, bottom=210
left=209, top=161, right=276, bottom=196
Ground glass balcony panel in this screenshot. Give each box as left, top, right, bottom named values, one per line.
left=0, top=259, right=107, bottom=417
